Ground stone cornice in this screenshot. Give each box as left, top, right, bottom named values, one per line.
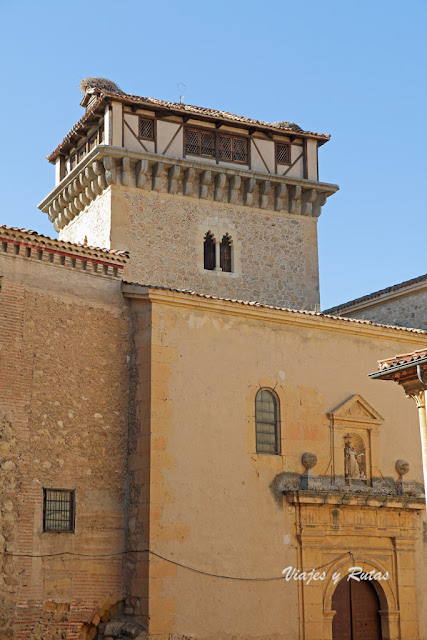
left=122, top=284, right=427, bottom=343
left=284, top=490, right=425, bottom=510
left=38, top=145, right=339, bottom=231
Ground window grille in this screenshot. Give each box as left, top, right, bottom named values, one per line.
left=220, top=235, right=232, bottom=272
left=70, top=154, right=76, bottom=169
left=78, top=146, right=86, bottom=162
left=185, top=129, right=215, bottom=157
left=219, top=135, right=247, bottom=163
left=200, top=132, right=214, bottom=156
left=233, top=138, right=247, bottom=163
left=219, top=135, right=232, bottom=160
left=140, top=118, right=154, bottom=140
left=43, top=489, right=75, bottom=532
left=276, top=143, right=290, bottom=164
left=204, top=231, right=216, bottom=270
left=255, top=389, right=280, bottom=454
left=98, top=125, right=104, bottom=144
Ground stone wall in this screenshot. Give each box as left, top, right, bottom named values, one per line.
left=61, top=185, right=320, bottom=310
left=59, top=189, right=112, bottom=250
left=341, top=289, right=427, bottom=331
left=0, top=250, right=130, bottom=639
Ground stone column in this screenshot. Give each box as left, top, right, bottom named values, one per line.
left=406, top=389, right=427, bottom=505
left=214, top=241, right=221, bottom=272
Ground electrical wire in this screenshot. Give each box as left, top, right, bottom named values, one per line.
left=2, top=548, right=352, bottom=581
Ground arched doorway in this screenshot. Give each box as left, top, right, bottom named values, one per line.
left=332, top=578, right=382, bottom=640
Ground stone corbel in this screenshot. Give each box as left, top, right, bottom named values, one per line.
left=259, top=180, right=271, bottom=209
left=199, top=170, right=212, bottom=199
left=85, top=166, right=101, bottom=196
left=275, top=183, right=287, bottom=212
left=168, top=165, right=181, bottom=194
left=122, top=157, right=131, bottom=187
left=228, top=175, right=241, bottom=204
left=301, top=189, right=318, bottom=216
left=135, top=159, right=150, bottom=189
left=244, top=178, right=256, bottom=206
left=183, top=168, right=195, bottom=196
left=103, top=156, right=117, bottom=185
left=312, top=192, right=327, bottom=218
left=214, top=173, right=226, bottom=201
left=152, top=162, right=165, bottom=191
left=288, top=185, right=302, bottom=215
left=93, top=160, right=107, bottom=191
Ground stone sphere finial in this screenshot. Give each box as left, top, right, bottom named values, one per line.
left=396, top=459, right=410, bottom=476
left=302, top=452, right=317, bottom=470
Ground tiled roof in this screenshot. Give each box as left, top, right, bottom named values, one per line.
left=377, top=348, right=427, bottom=371
left=123, top=282, right=427, bottom=335
left=323, top=273, right=427, bottom=315
left=0, top=225, right=129, bottom=264
left=47, top=95, right=104, bottom=162
left=48, top=89, right=330, bottom=161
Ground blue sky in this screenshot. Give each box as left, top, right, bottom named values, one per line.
left=0, top=0, right=425, bottom=309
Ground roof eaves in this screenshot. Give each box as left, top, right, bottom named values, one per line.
left=323, top=273, right=427, bottom=315
left=122, top=281, right=427, bottom=335
left=0, top=225, right=129, bottom=264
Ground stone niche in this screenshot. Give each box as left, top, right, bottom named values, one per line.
left=327, top=394, right=383, bottom=487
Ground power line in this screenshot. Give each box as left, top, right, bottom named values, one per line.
left=2, top=548, right=351, bottom=582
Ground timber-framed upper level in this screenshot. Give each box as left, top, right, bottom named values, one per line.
left=39, top=80, right=338, bottom=233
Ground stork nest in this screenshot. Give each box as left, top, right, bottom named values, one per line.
left=272, top=121, right=303, bottom=132
left=79, top=77, right=123, bottom=94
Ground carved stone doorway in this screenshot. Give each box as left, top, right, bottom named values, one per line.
left=332, top=578, right=382, bottom=640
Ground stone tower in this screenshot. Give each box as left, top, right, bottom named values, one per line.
left=39, top=79, right=338, bottom=309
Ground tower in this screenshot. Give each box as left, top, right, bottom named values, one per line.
left=39, top=78, right=338, bottom=309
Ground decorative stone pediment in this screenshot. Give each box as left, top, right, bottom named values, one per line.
left=327, top=394, right=384, bottom=427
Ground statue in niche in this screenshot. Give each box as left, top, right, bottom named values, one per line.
left=344, top=435, right=366, bottom=480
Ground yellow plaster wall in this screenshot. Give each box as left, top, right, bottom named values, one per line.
left=135, top=295, right=427, bottom=639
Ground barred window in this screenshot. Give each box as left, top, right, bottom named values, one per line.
left=255, top=389, right=280, bottom=454
left=140, top=118, right=155, bottom=140
left=220, top=234, right=232, bottom=272
left=43, top=489, right=75, bottom=532
left=204, top=231, right=216, bottom=270
left=78, top=146, right=86, bottom=162
left=185, top=129, right=215, bottom=157
left=219, top=135, right=248, bottom=163
left=276, top=142, right=290, bottom=164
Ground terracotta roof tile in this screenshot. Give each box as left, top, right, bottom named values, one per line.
left=323, top=273, right=427, bottom=315
left=48, top=90, right=330, bottom=161
left=0, top=225, right=129, bottom=264
left=123, top=282, right=427, bottom=335
left=377, top=348, right=427, bottom=371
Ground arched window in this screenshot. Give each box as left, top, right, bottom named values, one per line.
left=220, top=234, right=232, bottom=272
left=204, top=231, right=216, bottom=270
left=255, top=388, right=280, bottom=454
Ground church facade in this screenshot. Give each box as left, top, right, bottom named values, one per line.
left=1, top=79, right=426, bottom=640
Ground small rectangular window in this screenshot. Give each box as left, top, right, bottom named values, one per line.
left=43, top=489, right=75, bottom=532
left=276, top=142, right=290, bottom=165
left=185, top=129, right=215, bottom=157
left=78, top=146, right=86, bottom=162
left=98, top=125, right=104, bottom=144
left=219, top=135, right=248, bottom=163
left=139, top=118, right=155, bottom=140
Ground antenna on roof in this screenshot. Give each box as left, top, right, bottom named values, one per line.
left=177, top=82, right=186, bottom=104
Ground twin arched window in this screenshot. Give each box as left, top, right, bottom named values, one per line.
left=255, top=388, right=280, bottom=454
left=204, top=232, right=232, bottom=272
